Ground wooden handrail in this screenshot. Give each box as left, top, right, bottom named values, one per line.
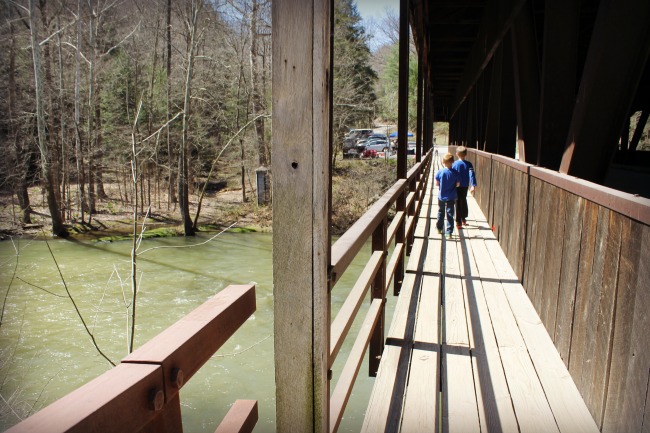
left=328, top=151, right=432, bottom=433
left=8, top=284, right=257, bottom=433
left=330, top=299, right=383, bottom=433
left=330, top=251, right=384, bottom=367
left=330, top=179, right=407, bottom=285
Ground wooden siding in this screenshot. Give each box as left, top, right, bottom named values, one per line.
left=467, top=149, right=650, bottom=431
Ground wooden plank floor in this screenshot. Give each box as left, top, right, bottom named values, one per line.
left=362, top=168, right=599, bottom=433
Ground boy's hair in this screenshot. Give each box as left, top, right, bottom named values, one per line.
left=442, top=153, right=454, bottom=166
left=456, top=146, right=467, bottom=157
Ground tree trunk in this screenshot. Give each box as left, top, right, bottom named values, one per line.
left=179, top=1, right=202, bottom=236
left=56, top=15, right=69, bottom=221
left=30, top=0, right=66, bottom=237
left=166, top=0, right=176, bottom=209
left=249, top=0, right=267, bottom=167
left=74, top=0, right=86, bottom=221
left=87, top=3, right=97, bottom=216
left=39, top=0, right=63, bottom=212
left=8, top=19, right=32, bottom=224
left=95, top=79, right=108, bottom=200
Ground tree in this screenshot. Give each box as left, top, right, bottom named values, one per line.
left=377, top=43, right=418, bottom=130
left=332, top=0, right=377, bottom=164
left=178, top=0, right=205, bottom=236
left=29, top=0, right=66, bottom=237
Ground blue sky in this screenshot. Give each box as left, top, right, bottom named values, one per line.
left=355, top=0, right=399, bottom=21
left=355, top=0, right=399, bottom=49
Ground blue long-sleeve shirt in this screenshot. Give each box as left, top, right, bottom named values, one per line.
left=451, top=159, right=476, bottom=188
left=435, top=167, right=459, bottom=201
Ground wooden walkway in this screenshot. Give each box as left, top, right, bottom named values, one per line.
left=362, top=167, right=600, bottom=433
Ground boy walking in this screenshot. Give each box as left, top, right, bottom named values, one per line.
left=452, top=146, right=476, bottom=228
left=435, top=153, right=460, bottom=239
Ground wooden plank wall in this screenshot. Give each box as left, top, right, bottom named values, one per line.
left=466, top=149, right=650, bottom=432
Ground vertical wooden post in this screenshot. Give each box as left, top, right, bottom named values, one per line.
left=369, top=217, right=387, bottom=376
left=272, top=0, right=332, bottom=432
left=416, top=48, right=424, bottom=163
left=424, top=79, right=433, bottom=153
left=537, top=0, right=579, bottom=170
left=511, top=2, right=541, bottom=164
left=395, top=0, right=410, bottom=296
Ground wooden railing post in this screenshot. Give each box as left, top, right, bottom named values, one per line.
left=406, top=175, right=417, bottom=255
left=369, top=216, right=388, bottom=377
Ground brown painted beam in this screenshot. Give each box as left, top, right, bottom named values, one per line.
left=537, top=0, right=579, bottom=170
left=560, top=0, right=650, bottom=182
left=214, top=400, right=258, bottom=433
left=451, top=0, right=527, bottom=117
left=511, top=1, right=541, bottom=164
left=5, top=364, right=164, bottom=433
left=122, top=284, right=256, bottom=400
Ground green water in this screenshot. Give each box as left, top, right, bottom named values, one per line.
left=0, top=232, right=385, bottom=432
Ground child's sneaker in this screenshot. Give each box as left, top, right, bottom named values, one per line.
left=437, top=228, right=443, bottom=235
left=445, top=233, right=452, bottom=239
left=456, top=224, right=462, bottom=229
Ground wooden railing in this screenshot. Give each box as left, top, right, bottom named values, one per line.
left=464, top=147, right=650, bottom=432
left=7, top=284, right=258, bottom=433
left=328, top=151, right=432, bottom=433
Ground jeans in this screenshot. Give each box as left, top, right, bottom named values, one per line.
left=437, top=199, right=456, bottom=234
left=456, top=187, right=469, bottom=224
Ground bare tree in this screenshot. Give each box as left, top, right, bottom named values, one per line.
left=29, top=0, right=66, bottom=236
left=6, top=5, right=33, bottom=224
left=178, top=0, right=204, bottom=236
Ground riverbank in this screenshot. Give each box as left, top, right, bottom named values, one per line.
left=0, top=159, right=397, bottom=241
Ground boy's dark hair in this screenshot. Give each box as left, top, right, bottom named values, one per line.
left=457, top=146, right=467, bottom=157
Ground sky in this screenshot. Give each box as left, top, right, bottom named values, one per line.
left=355, top=0, right=400, bottom=50
left=355, top=0, right=399, bottom=22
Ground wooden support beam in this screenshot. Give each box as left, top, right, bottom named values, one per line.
left=485, top=45, right=503, bottom=153
left=499, top=37, right=518, bottom=158
left=560, top=0, right=650, bottom=182
left=424, top=79, right=433, bottom=153
left=451, top=0, right=527, bottom=117
left=272, top=0, right=332, bottom=431
left=369, top=217, right=388, bottom=376
left=511, top=1, right=541, bottom=164
left=537, top=0, right=580, bottom=170
left=416, top=48, right=424, bottom=162
left=395, top=0, right=410, bottom=296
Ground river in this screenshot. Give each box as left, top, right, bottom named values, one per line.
left=0, top=232, right=389, bottom=432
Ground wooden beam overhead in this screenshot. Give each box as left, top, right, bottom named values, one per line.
left=450, top=0, right=527, bottom=118
left=537, top=0, right=580, bottom=171
left=511, top=1, right=541, bottom=164
left=560, top=0, right=650, bottom=183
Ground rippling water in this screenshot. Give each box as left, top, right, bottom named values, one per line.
left=0, top=232, right=387, bottom=432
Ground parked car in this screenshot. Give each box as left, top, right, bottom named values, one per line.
left=342, top=129, right=373, bottom=158
left=407, top=141, right=417, bottom=155
left=365, top=139, right=392, bottom=153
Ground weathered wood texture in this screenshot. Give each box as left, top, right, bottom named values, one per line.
left=272, top=0, right=331, bottom=431
left=467, top=148, right=650, bottom=431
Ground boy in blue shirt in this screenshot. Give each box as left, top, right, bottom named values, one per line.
left=435, top=153, right=460, bottom=239
left=452, top=146, right=476, bottom=228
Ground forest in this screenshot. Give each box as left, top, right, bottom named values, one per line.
left=0, top=0, right=420, bottom=239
